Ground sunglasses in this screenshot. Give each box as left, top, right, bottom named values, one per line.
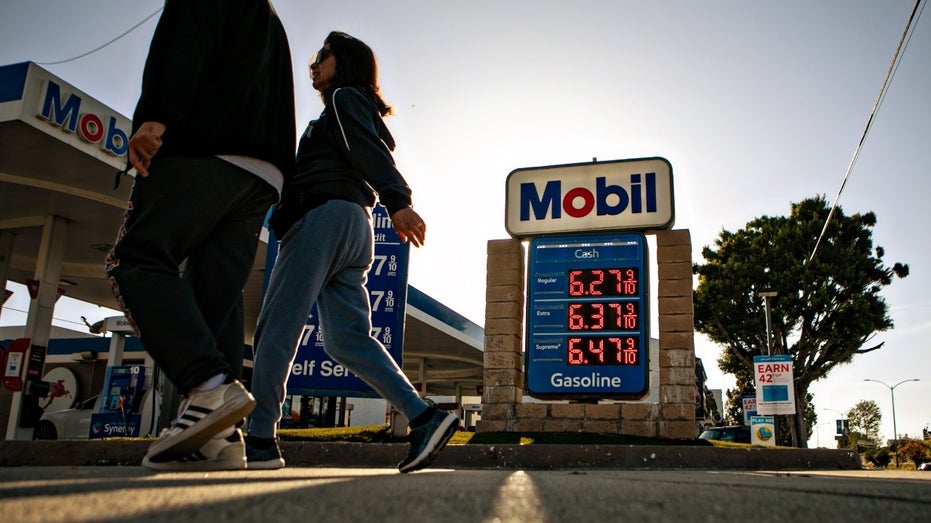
left=309, top=47, right=333, bottom=67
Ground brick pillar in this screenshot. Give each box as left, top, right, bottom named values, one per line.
left=655, top=229, right=698, bottom=439
left=477, top=239, right=524, bottom=432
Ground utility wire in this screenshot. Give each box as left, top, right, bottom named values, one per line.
left=808, top=0, right=925, bottom=264
left=1, top=305, right=91, bottom=329
left=36, top=7, right=163, bottom=66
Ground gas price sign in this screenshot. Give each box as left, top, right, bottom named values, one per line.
left=525, top=233, right=649, bottom=398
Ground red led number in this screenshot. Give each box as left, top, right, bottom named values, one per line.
left=621, top=268, right=638, bottom=295
left=567, top=336, right=639, bottom=366
left=567, top=302, right=638, bottom=331
left=568, top=268, right=638, bottom=297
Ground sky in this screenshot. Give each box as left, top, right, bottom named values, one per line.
left=1, top=0, right=929, bottom=448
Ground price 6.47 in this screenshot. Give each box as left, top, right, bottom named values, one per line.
left=567, top=336, right=639, bottom=366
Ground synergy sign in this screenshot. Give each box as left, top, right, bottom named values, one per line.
left=505, top=157, right=674, bottom=237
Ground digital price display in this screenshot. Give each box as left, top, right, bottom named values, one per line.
left=525, top=233, right=649, bottom=398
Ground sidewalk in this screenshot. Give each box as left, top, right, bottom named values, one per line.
left=0, top=439, right=862, bottom=470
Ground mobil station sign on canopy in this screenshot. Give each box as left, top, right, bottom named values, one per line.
left=505, top=157, right=674, bottom=237
left=0, top=62, right=130, bottom=165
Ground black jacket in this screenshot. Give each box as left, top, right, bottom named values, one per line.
left=132, top=0, right=295, bottom=178
left=270, top=87, right=412, bottom=236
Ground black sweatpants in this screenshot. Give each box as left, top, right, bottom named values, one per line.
left=106, top=156, right=276, bottom=393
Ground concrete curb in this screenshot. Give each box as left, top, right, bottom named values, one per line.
left=0, top=440, right=861, bottom=470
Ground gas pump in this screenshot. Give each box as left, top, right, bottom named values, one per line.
left=2, top=337, right=29, bottom=393
left=86, top=316, right=161, bottom=438
left=2, top=337, right=49, bottom=427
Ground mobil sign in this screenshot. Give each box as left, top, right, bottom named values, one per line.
left=505, top=157, right=674, bottom=237
left=0, top=62, right=129, bottom=167
left=37, top=79, right=129, bottom=157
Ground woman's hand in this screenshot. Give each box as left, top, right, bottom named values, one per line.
left=390, top=207, right=426, bottom=247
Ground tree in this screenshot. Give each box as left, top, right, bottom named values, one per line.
left=693, top=196, right=908, bottom=447
left=848, top=399, right=882, bottom=447
left=898, top=440, right=931, bottom=467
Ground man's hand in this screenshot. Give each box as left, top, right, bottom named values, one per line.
left=390, top=207, right=426, bottom=247
left=128, top=121, right=166, bottom=177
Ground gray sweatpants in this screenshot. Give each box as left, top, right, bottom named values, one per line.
left=248, top=199, right=429, bottom=438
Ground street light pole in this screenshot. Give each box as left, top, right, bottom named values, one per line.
left=756, top=291, right=802, bottom=446
left=758, top=291, right=778, bottom=355
left=864, top=378, right=920, bottom=468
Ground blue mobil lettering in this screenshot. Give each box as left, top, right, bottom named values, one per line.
left=520, top=173, right=657, bottom=221
left=550, top=372, right=622, bottom=388
left=36, top=80, right=128, bottom=157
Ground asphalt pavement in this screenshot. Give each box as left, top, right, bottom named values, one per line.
left=2, top=466, right=930, bottom=523
left=4, top=440, right=931, bottom=522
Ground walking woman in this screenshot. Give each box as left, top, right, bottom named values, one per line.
left=246, top=31, right=458, bottom=473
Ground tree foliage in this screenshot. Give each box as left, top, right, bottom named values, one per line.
left=898, top=439, right=931, bottom=466
left=848, top=399, right=882, bottom=446
left=693, top=196, right=908, bottom=445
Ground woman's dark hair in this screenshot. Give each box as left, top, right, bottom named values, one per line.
left=322, top=31, right=392, bottom=116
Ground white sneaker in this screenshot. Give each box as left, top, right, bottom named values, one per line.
left=144, top=380, right=255, bottom=462
left=143, top=428, right=246, bottom=471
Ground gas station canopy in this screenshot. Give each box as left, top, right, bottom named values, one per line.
left=0, top=62, right=132, bottom=308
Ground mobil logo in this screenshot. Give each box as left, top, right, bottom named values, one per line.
left=35, top=79, right=129, bottom=157
left=505, top=157, right=674, bottom=237
left=521, top=172, right=656, bottom=219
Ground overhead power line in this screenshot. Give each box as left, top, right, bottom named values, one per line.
left=36, top=7, right=163, bottom=66
left=1, top=305, right=91, bottom=329
left=808, top=0, right=926, bottom=264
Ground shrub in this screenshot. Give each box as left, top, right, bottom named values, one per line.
left=864, top=447, right=892, bottom=468
left=898, top=439, right=931, bottom=467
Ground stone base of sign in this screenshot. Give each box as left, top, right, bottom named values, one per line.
left=477, top=230, right=697, bottom=440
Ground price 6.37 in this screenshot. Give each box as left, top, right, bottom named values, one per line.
left=567, top=301, right=638, bottom=331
